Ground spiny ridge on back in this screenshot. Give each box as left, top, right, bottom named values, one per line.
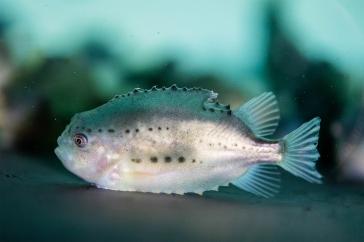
left=111, top=84, right=213, bottom=101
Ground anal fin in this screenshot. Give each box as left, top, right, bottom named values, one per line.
left=231, top=164, right=281, bottom=198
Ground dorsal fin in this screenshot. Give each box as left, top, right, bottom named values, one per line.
left=231, top=164, right=281, bottom=198
left=108, top=84, right=232, bottom=115
left=234, top=92, right=280, bottom=138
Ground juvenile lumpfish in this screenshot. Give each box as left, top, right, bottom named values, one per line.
left=55, top=85, right=322, bottom=197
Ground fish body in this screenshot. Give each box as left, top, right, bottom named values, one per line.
left=55, top=85, right=322, bottom=197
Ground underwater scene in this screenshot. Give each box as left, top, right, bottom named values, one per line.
left=1, top=0, right=364, bottom=241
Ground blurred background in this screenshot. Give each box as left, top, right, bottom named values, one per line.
left=1, top=0, right=364, bottom=183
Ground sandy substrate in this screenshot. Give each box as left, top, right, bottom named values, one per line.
left=1, top=152, right=363, bottom=242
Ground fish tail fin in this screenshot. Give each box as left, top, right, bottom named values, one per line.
left=278, top=117, right=323, bottom=183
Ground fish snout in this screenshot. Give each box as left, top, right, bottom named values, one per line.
left=57, top=136, right=62, bottom=146
left=57, top=129, right=70, bottom=146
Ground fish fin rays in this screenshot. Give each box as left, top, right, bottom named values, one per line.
left=279, top=117, right=322, bottom=183
left=231, top=164, right=281, bottom=198
left=234, top=92, right=280, bottom=138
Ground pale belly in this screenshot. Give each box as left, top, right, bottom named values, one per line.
left=97, top=149, right=249, bottom=194
left=95, top=117, right=280, bottom=194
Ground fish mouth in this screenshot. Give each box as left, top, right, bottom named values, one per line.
left=55, top=146, right=81, bottom=179
left=54, top=146, right=93, bottom=183
left=55, top=146, right=72, bottom=169
left=54, top=146, right=63, bottom=160
left=55, top=135, right=70, bottom=163
left=55, top=146, right=68, bottom=165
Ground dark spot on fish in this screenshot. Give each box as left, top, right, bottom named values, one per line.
left=220, top=110, right=224, bottom=113
left=158, top=127, right=162, bottom=130
left=192, top=159, right=196, bottom=163
left=209, top=143, right=212, bottom=146
left=227, top=110, right=232, bottom=115
left=224, top=145, right=227, bottom=149
left=125, top=129, right=130, bottom=134
left=209, top=108, right=215, bottom=112
left=81, top=127, right=85, bottom=130
left=86, top=128, right=92, bottom=133
left=98, top=129, right=103, bottom=132
left=148, top=128, right=153, bottom=131
left=108, top=129, right=115, bottom=133
left=127, top=93, right=131, bottom=96
left=162, top=87, right=166, bottom=90
left=218, top=142, right=221, bottom=146
left=135, top=128, right=139, bottom=133
left=225, top=104, right=230, bottom=109
left=178, top=156, right=185, bottom=163
left=144, top=90, right=148, bottom=93
left=171, top=85, right=177, bottom=90
left=182, top=87, right=187, bottom=91
left=199, top=139, right=203, bottom=143
left=133, top=89, right=139, bottom=93
left=121, top=94, right=126, bottom=97
left=242, top=146, right=245, bottom=149
left=234, top=143, right=237, bottom=147
left=165, top=156, right=172, bottom=162
left=202, top=107, right=207, bottom=111
left=166, top=127, right=169, bottom=130
left=76, top=126, right=80, bottom=129
left=150, top=157, right=158, bottom=163
left=131, top=158, right=141, bottom=163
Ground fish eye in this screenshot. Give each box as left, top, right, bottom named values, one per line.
left=73, top=133, right=88, bottom=148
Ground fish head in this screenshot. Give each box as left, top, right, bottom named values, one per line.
left=55, top=112, right=107, bottom=183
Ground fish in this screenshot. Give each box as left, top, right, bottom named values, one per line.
left=55, top=85, right=322, bottom=197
